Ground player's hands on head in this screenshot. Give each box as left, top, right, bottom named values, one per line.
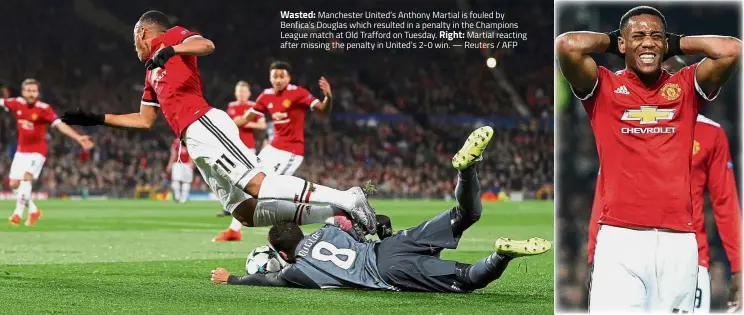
left=319, top=77, right=332, bottom=97
left=145, top=46, right=176, bottom=70
left=664, top=33, right=685, bottom=61
left=728, top=272, right=742, bottom=312
left=211, top=267, right=230, bottom=284
left=61, top=108, right=105, bottom=126
left=604, top=30, right=624, bottom=59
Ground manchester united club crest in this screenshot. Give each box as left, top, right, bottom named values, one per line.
left=693, top=140, right=700, bottom=155
left=660, top=83, right=682, bottom=101
left=282, top=99, right=292, bottom=108
left=31, top=113, right=38, bottom=121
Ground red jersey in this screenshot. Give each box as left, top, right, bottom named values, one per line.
left=249, top=84, right=319, bottom=156
left=227, top=101, right=263, bottom=149
left=0, top=97, right=60, bottom=156
left=171, top=138, right=192, bottom=164
left=141, top=26, right=212, bottom=136
left=588, top=115, right=741, bottom=273
left=582, top=64, right=716, bottom=232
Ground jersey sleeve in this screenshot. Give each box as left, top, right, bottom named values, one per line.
left=706, top=128, right=742, bottom=273
left=250, top=93, right=268, bottom=115
left=1, top=98, right=19, bottom=111
left=296, top=86, right=320, bottom=110
left=169, top=26, right=202, bottom=44
left=42, top=105, right=61, bottom=126
left=690, top=61, right=721, bottom=102
left=226, top=265, right=317, bottom=288
left=577, top=67, right=609, bottom=118
left=141, top=75, right=159, bottom=107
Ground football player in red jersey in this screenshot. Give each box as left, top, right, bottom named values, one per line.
left=61, top=11, right=378, bottom=235
left=556, top=6, right=741, bottom=312
left=243, top=61, right=331, bottom=176
left=213, top=62, right=332, bottom=241
left=227, top=80, right=266, bottom=156
left=2, top=79, right=94, bottom=226
left=586, top=58, right=743, bottom=313
left=166, top=138, right=194, bottom=203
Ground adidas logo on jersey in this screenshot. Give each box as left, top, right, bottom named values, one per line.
left=614, top=85, right=630, bottom=95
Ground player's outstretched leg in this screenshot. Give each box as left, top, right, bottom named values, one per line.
left=457, top=237, right=551, bottom=290
left=450, top=126, right=493, bottom=237
left=214, top=199, right=349, bottom=242
left=188, top=109, right=377, bottom=234
left=248, top=174, right=378, bottom=234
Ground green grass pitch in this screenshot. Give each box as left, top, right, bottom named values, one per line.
left=0, top=199, right=554, bottom=314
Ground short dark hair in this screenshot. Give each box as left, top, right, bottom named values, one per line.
left=269, top=221, right=304, bottom=261
left=270, top=61, right=292, bottom=74
left=139, top=10, right=172, bottom=31
left=619, top=6, right=666, bottom=34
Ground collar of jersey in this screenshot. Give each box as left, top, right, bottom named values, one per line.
left=619, top=67, right=672, bottom=90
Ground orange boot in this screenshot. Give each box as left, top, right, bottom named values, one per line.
left=25, top=209, right=42, bottom=227
left=212, top=229, right=242, bottom=242
left=8, top=214, right=20, bottom=226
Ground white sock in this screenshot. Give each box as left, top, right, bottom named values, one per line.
left=12, top=188, right=24, bottom=217
left=257, top=174, right=356, bottom=210
left=252, top=200, right=339, bottom=227
left=17, top=181, right=32, bottom=214
left=171, top=181, right=181, bottom=201
left=29, top=200, right=38, bottom=214
left=229, top=218, right=243, bottom=232
left=180, top=183, right=191, bottom=203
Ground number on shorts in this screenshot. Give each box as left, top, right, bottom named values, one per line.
left=215, top=154, right=236, bottom=174
left=694, top=287, right=702, bottom=309
left=310, top=241, right=357, bottom=270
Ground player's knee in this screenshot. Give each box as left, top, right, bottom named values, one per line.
left=232, top=199, right=257, bottom=227
left=9, top=180, right=20, bottom=189
left=23, top=172, right=33, bottom=182
left=244, top=172, right=265, bottom=197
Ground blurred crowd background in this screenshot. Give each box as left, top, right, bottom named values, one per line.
left=556, top=3, right=741, bottom=312
left=0, top=0, right=553, bottom=200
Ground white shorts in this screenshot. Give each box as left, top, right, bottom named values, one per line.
left=10, top=152, right=45, bottom=180
left=183, top=108, right=261, bottom=213
left=258, top=145, right=304, bottom=175
left=695, top=265, right=711, bottom=313
left=171, top=162, right=194, bottom=183
left=589, top=225, right=698, bottom=313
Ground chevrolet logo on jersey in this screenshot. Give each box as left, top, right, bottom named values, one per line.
left=620, top=106, right=677, bottom=134
left=621, top=106, right=675, bottom=125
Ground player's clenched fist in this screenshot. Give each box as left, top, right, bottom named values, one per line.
left=211, top=267, right=230, bottom=284
left=61, top=108, right=105, bottom=126
left=145, top=46, right=176, bottom=70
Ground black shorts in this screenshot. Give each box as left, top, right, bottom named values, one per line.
left=376, top=208, right=470, bottom=293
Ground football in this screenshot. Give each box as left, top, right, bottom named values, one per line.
left=245, top=245, right=287, bottom=275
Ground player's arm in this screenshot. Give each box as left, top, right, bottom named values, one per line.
left=54, top=122, right=94, bottom=150
left=312, top=77, right=332, bottom=112
left=679, top=36, right=741, bottom=94
left=103, top=104, right=159, bottom=129
left=554, top=31, right=609, bottom=98
left=706, top=129, right=742, bottom=274
left=234, top=113, right=266, bottom=129
left=211, top=267, right=293, bottom=288
left=172, top=35, right=215, bottom=56
left=239, top=94, right=268, bottom=127
left=166, top=146, right=177, bottom=171
left=0, top=98, right=9, bottom=112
